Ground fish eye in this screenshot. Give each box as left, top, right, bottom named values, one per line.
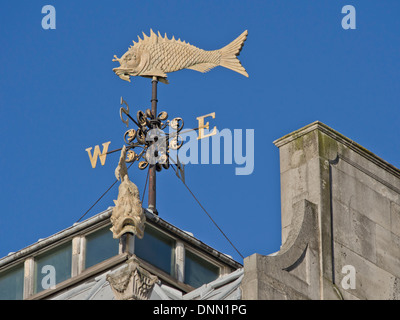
left=126, top=53, right=135, bottom=61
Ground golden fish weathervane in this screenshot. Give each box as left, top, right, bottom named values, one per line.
left=112, top=29, right=248, bottom=84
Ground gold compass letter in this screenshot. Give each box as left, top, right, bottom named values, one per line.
left=197, top=112, right=216, bottom=140
left=86, top=141, right=111, bottom=168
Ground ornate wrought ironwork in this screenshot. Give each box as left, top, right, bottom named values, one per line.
left=118, top=96, right=184, bottom=173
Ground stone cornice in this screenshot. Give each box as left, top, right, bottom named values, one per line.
left=273, top=121, right=400, bottom=180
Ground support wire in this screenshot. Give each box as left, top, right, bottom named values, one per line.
left=76, top=163, right=134, bottom=223
left=170, top=163, right=244, bottom=260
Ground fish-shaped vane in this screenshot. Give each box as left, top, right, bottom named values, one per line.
left=112, top=29, right=249, bottom=84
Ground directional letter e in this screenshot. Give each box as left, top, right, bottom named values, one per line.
left=342, top=5, right=356, bottom=30
left=41, top=5, right=56, bottom=30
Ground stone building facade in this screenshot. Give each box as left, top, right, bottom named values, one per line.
left=242, top=121, right=400, bottom=299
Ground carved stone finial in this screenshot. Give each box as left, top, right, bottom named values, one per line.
left=106, top=256, right=158, bottom=300
left=115, top=145, right=129, bottom=181
left=110, top=146, right=146, bottom=239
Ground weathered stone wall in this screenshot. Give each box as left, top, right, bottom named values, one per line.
left=242, top=121, right=400, bottom=300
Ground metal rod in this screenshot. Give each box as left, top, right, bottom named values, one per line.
left=126, top=113, right=140, bottom=128
left=148, top=76, right=158, bottom=215
left=105, top=147, right=123, bottom=155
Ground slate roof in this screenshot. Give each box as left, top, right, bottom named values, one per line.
left=50, top=265, right=244, bottom=300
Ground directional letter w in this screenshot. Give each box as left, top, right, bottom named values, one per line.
left=86, top=141, right=111, bottom=168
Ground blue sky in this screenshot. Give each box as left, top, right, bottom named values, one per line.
left=1, top=1, right=400, bottom=263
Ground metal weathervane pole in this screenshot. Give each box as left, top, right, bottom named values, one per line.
left=148, top=76, right=158, bottom=214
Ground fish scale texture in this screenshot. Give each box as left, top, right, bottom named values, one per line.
left=138, top=43, right=220, bottom=73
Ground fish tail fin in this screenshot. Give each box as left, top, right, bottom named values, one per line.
left=219, top=30, right=249, bottom=77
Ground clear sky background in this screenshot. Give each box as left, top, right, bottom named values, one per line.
left=1, top=1, right=399, bottom=263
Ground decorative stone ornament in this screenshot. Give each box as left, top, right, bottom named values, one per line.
left=112, top=29, right=249, bottom=84
left=106, top=256, right=158, bottom=300
left=110, top=146, right=146, bottom=239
